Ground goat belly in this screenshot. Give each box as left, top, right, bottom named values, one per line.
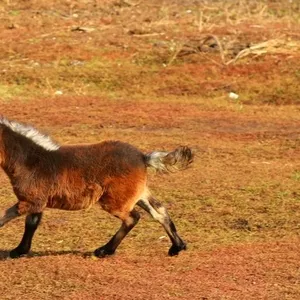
left=46, top=183, right=103, bottom=210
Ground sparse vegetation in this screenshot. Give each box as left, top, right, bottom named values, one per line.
left=0, top=1, right=299, bottom=299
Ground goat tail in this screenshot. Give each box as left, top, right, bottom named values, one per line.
left=144, top=146, right=194, bottom=173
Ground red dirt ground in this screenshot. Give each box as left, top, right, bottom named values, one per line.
left=0, top=97, right=299, bottom=300
left=0, top=240, right=299, bottom=300
left=0, top=1, right=300, bottom=299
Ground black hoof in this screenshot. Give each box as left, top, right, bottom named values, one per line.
left=9, top=247, right=29, bottom=259
left=94, top=247, right=115, bottom=258
left=168, top=243, right=187, bottom=256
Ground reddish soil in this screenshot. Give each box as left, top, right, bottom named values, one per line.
left=0, top=1, right=299, bottom=299
left=0, top=97, right=299, bottom=300
left=0, top=240, right=299, bottom=300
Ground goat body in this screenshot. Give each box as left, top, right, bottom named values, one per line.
left=0, top=117, right=193, bottom=258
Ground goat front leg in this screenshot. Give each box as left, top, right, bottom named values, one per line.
left=0, top=203, right=20, bottom=227
left=1, top=201, right=45, bottom=258
left=10, top=213, right=43, bottom=258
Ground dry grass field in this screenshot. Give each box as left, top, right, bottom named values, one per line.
left=0, top=0, right=299, bottom=299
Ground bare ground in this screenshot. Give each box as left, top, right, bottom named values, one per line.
left=0, top=97, right=299, bottom=300
left=0, top=240, right=300, bottom=300
left=0, top=1, right=300, bottom=299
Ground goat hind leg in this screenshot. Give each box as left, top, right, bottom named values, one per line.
left=137, top=197, right=186, bottom=256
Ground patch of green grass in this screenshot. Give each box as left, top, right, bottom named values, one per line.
left=8, top=10, right=21, bottom=16
left=236, top=74, right=300, bottom=105
left=0, top=84, right=24, bottom=100
left=0, top=57, right=160, bottom=98
left=291, top=171, right=300, bottom=182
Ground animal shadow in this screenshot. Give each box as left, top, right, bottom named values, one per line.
left=0, top=249, right=92, bottom=261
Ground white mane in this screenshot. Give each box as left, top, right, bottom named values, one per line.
left=0, top=117, right=60, bottom=151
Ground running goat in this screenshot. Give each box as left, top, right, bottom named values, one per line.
left=0, top=117, right=193, bottom=258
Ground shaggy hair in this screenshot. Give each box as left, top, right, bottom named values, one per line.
left=0, top=117, right=59, bottom=151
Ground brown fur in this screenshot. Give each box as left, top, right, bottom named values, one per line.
left=4, top=140, right=147, bottom=219
left=0, top=119, right=193, bottom=257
